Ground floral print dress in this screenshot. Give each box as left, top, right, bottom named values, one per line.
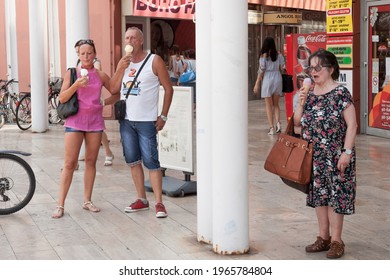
left=300, top=85, right=356, bottom=215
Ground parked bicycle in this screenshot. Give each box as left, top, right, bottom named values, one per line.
left=0, top=150, right=36, bottom=215
left=15, top=77, right=63, bottom=130
left=0, top=79, right=28, bottom=129
left=15, top=93, right=31, bottom=130
left=48, top=77, right=63, bottom=124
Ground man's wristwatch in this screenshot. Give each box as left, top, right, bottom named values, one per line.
left=160, top=115, right=168, bottom=122
left=342, top=148, right=353, bottom=155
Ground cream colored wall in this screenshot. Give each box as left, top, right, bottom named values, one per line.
left=0, top=2, right=7, bottom=80
left=0, top=0, right=117, bottom=117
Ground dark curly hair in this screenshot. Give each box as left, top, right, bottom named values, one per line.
left=308, top=48, right=340, bottom=80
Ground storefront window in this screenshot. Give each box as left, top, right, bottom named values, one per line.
left=368, top=5, right=390, bottom=130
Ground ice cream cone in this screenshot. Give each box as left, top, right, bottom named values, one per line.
left=125, top=44, right=133, bottom=56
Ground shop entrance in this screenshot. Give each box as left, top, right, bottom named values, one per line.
left=365, top=0, right=390, bottom=137
left=248, top=24, right=298, bottom=100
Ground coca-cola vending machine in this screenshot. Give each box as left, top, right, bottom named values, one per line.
left=284, top=32, right=327, bottom=118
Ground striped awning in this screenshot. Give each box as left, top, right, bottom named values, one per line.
left=248, top=0, right=326, bottom=12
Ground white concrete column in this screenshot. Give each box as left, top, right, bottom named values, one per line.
left=210, top=0, right=249, bottom=254
left=65, top=0, right=89, bottom=158
left=29, top=0, right=48, bottom=132
left=196, top=0, right=213, bottom=244
left=5, top=0, right=19, bottom=94
left=48, top=0, right=62, bottom=79
left=66, top=0, right=89, bottom=68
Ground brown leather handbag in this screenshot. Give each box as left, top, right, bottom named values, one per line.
left=264, top=114, right=312, bottom=194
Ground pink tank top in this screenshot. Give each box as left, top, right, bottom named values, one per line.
left=64, top=67, right=105, bottom=131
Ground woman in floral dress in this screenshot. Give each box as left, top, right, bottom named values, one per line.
left=294, top=49, right=357, bottom=259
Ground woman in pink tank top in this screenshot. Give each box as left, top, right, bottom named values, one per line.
left=52, top=39, right=115, bottom=219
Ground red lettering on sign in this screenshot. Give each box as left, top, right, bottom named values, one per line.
left=327, top=8, right=351, bottom=16
left=134, top=0, right=195, bottom=20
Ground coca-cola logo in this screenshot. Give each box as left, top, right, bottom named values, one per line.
left=305, top=34, right=326, bottom=43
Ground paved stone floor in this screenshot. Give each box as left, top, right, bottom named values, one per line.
left=0, top=99, right=389, bottom=262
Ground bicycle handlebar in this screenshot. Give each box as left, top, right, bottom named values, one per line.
left=0, top=79, right=18, bottom=89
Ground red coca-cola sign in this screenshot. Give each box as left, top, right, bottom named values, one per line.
left=305, top=34, right=327, bottom=43
left=284, top=32, right=327, bottom=119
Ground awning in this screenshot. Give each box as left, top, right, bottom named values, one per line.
left=132, top=0, right=325, bottom=21
left=133, top=0, right=195, bottom=20
left=248, top=0, right=326, bottom=12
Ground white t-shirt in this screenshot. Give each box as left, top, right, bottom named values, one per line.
left=120, top=54, right=160, bottom=121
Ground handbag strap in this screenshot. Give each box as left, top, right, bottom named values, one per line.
left=286, top=113, right=295, bottom=136
left=286, top=113, right=305, bottom=138
left=124, top=53, right=152, bottom=99
left=67, top=67, right=77, bottom=86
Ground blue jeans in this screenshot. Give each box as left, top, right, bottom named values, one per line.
left=64, top=127, right=103, bottom=133
left=119, top=120, right=160, bottom=170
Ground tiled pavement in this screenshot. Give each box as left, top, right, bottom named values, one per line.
left=0, top=99, right=389, bottom=261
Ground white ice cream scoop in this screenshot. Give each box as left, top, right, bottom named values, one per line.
left=80, top=68, right=88, bottom=77
left=125, top=44, right=133, bottom=55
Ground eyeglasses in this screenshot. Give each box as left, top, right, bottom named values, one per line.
left=307, top=64, right=331, bottom=72
left=76, top=39, right=94, bottom=47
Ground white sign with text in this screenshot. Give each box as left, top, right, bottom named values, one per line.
left=158, top=86, right=194, bottom=173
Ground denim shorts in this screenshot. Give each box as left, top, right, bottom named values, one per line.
left=65, top=127, right=103, bottom=133
left=119, top=120, right=160, bottom=170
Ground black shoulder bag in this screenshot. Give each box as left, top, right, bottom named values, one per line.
left=114, top=53, right=152, bottom=120
left=281, top=69, right=294, bottom=93
left=57, top=68, right=79, bottom=119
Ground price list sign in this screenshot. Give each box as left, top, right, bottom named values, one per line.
left=326, top=0, right=353, bottom=35
left=327, top=36, right=353, bottom=68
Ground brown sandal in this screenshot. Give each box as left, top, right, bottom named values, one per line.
left=305, top=236, right=331, bottom=253
left=82, top=201, right=100, bottom=212
left=52, top=206, right=64, bottom=219
left=326, top=241, right=345, bottom=259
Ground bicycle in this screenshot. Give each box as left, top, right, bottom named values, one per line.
left=0, top=79, right=27, bottom=128
left=47, top=77, right=63, bottom=124
left=0, top=150, right=36, bottom=215
left=15, top=77, right=63, bottom=130
left=15, top=93, right=31, bottom=130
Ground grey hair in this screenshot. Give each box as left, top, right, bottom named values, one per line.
left=126, top=26, right=144, bottom=38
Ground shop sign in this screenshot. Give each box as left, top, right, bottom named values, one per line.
left=302, top=11, right=326, bottom=21
left=326, top=0, right=353, bottom=35
left=263, top=12, right=302, bottom=25
left=326, top=36, right=353, bottom=68
left=133, top=0, right=195, bottom=20
left=248, top=10, right=263, bottom=24
left=336, top=69, right=353, bottom=96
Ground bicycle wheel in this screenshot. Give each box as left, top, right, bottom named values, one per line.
left=9, top=94, right=18, bottom=116
left=48, top=107, right=62, bottom=124
left=50, top=91, right=60, bottom=109
left=0, top=153, right=36, bottom=215
left=16, top=94, right=32, bottom=130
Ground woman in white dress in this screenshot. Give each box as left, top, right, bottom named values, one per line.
left=253, top=37, right=285, bottom=135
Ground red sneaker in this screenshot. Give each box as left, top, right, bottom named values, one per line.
left=155, top=202, right=168, bottom=218
left=124, top=199, right=149, bottom=213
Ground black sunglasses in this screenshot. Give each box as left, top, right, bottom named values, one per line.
left=76, top=39, right=94, bottom=47
left=307, top=64, right=331, bottom=72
